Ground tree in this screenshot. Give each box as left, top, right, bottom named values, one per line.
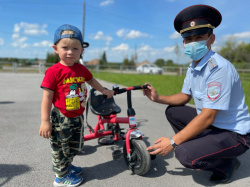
left=219, top=37, right=237, bottom=62
left=122, top=55, right=135, bottom=69
left=219, top=38, right=250, bottom=63
left=122, top=57, right=130, bottom=67
left=234, top=42, right=250, bottom=63
left=46, top=52, right=59, bottom=64
left=129, top=55, right=135, bottom=67
left=174, top=44, right=180, bottom=64
left=99, top=51, right=107, bottom=66
left=166, top=59, right=174, bottom=66
left=154, top=58, right=165, bottom=67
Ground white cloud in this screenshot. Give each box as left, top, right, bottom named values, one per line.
left=116, top=29, right=150, bottom=39
left=116, top=29, right=127, bottom=37
left=212, top=45, right=221, bottom=52
left=138, top=45, right=153, bottom=51
left=90, top=31, right=113, bottom=43
left=20, top=43, right=29, bottom=49
left=0, top=38, right=4, bottom=45
left=163, top=46, right=175, bottom=52
left=11, top=22, right=49, bottom=49
left=82, top=43, right=188, bottom=64
left=102, top=47, right=109, bottom=51
left=12, top=33, right=20, bottom=40
left=33, top=40, right=53, bottom=47
left=12, top=33, right=28, bottom=48
left=126, top=30, right=149, bottom=39
left=11, top=32, right=29, bottom=48
left=14, top=22, right=48, bottom=36
left=12, top=38, right=29, bottom=49
left=112, top=43, right=129, bottom=51
left=100, top=0, right=114, bottom=6
left=170, top=31, right=181, bottom=39
left=223, top=31, right=250, bottom=39
left=14, top=24, right=21, bottom=33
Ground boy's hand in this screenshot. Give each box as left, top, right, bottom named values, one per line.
left=102, top=89, right=114, bottom=98
left=39, top=121, right=52, bottom=139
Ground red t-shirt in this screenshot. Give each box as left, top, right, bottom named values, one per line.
left=41, top=62, right=93, bottom=118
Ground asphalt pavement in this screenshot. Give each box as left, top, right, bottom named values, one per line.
left=0, top=72, right=250, bottom=187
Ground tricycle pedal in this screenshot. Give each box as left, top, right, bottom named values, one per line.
left=98, top=136, right=114, bottom=145
left=112, top=150, right=123, bottom=161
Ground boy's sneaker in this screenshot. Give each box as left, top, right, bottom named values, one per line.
left=68, top=164, right=83, bottom=175
left=53, top=172, right=83, bottom=187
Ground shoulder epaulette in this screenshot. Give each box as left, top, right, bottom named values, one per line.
left=208, top=57, right=218, bottom=71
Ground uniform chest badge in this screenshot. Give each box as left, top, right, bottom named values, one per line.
left=207, top=82, right=221, bottom=101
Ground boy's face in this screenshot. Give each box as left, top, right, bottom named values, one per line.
left=53, top=38, right=84, bottom=66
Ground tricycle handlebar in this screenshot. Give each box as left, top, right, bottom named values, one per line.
left=113, top=84, right=150, bottom=95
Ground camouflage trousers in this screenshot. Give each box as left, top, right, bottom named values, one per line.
left=50, top=107, right=84, bottom=177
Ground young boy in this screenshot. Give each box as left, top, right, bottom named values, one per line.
left=39, top=24, right=114, bottom=187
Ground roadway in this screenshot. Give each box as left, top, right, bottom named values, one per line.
left=0, top=72, right=249, bottom=187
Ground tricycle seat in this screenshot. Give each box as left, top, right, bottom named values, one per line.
left=90, top=88, right=121, bottom=116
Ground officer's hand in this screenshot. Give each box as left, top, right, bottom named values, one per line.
left=143, top=82, right=159, bottom=102
left=147, top=137, right=174, bottom=156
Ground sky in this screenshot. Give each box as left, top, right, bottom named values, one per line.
left=0, top=0, right=250, bottom=64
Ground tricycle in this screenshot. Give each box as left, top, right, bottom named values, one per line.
left=84, top=84, right=153, bottom=175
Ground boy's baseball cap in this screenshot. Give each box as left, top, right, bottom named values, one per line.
left=54, top=24, right=89, bottom=48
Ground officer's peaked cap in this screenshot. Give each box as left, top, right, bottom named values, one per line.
left=174, top=5, right=222, bottom=38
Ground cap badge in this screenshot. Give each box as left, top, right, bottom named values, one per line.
left=190, top=21, right=195, bottom=27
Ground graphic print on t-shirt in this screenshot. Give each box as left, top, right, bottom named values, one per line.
left=63, top=77, right=87, bottom=111
left=79, top=83, right=87, bottom=108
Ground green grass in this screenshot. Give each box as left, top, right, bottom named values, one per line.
left=242, top=81, right=250, bottom=108
left=92, top=72, right=185, bottom=95
left=92, top=72, right=250, bottom=111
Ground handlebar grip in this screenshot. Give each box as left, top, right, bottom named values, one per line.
left=132, top=84, right=150, bottom=90
left=116, top=88, right=127, bottom=94
left=103, top=94, right=107, bottom=99
left=133, top=85, right=144, bottom=90
left=142, top=84, right=150, bottom=89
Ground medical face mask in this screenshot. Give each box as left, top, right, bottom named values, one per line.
left=184, top=37, right=210, bottom=61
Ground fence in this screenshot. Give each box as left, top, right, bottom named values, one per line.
left=0, top=62, right=249, bottom=81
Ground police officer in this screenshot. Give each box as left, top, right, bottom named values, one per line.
left=144, top=4, right=250, bottom=184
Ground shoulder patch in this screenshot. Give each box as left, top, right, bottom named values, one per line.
left=208, top=57, right=218, bottom=71
left=207, top=82, right=221, bottom=101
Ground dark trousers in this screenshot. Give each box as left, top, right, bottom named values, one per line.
left=165, top=105, right=250, bottom=176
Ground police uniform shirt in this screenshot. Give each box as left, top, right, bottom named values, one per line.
left=182, top=50, right=250, bottom=135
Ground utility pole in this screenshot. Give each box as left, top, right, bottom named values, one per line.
left=80, top=1, right=86, bottom=65
left=134, top=44, right=138, bottom=64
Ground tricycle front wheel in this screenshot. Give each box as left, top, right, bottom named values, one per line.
left=123, top=139, right=151, bottom=175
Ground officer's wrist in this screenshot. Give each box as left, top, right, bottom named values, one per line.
left=170, top=137, right=178, bottom=150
